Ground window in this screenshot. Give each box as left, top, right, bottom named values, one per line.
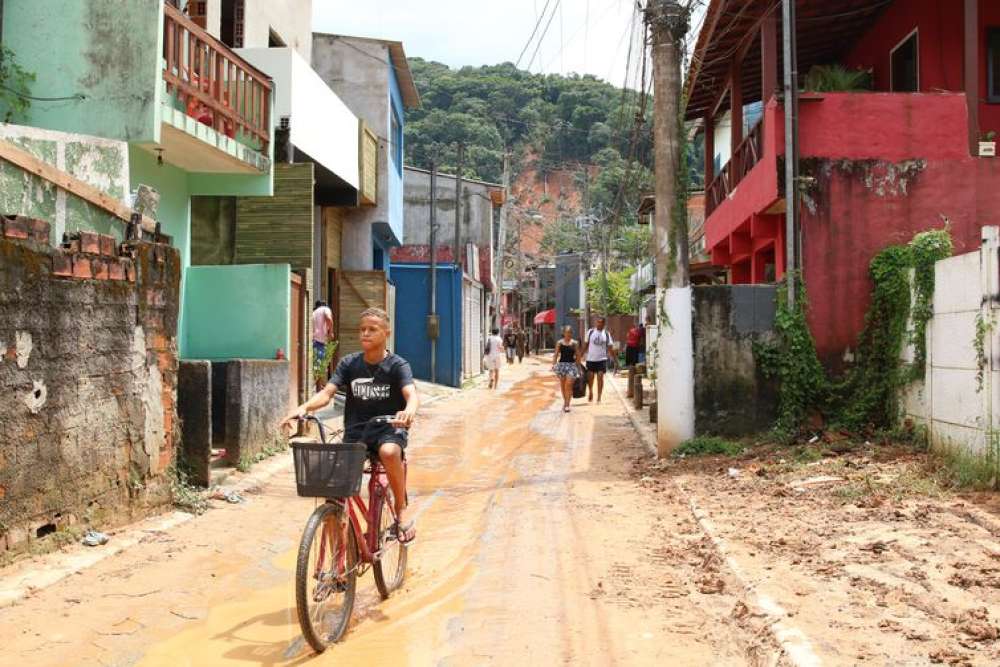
left=390, top=107, right=403, bottom=174
left=220, top=0, right=244, bottom=49
left=989, top=28, right=1000, bottom=103
left=890, top=29, right=919, bottom=93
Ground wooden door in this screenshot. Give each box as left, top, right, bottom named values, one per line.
left=289, top=272, right=305, bottom=409
left=338, top=271, right=388, bottom=357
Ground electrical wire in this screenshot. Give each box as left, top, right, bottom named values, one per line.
left=526, top=0, right=564, bottom=72
left=515, top=0, right=554, bottom=68
left=0, top=85, right=86, bottom=102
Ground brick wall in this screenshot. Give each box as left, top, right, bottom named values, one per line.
left=0, top=215, right=181, bottom=552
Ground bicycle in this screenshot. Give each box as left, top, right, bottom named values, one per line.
left=290, top=415, right=409, bottom=653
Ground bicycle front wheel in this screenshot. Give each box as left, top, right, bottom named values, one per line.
left=372, top=486, right=407, bottom=600
left=295, top=502, right=357, bottom=652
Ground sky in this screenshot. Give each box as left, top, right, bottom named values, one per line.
left=312, top=0, right=650, bottom=86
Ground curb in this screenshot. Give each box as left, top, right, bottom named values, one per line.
left=674, top=479, right=822, bottom=667
left=0, top=387, right=462, bottom=607
left=611, top=377, right=820, bottom=666
left=608, top=374, right=657, bottom=458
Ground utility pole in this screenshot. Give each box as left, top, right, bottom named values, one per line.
left=495, top=150, right=511, bottom=330
left=429, top=162, right=439, bottom=383
left=454, top=142, right=465, bottom=272
left=782, top=0, right=799, bottom=307
left=646, top=0, right=693, bottom=457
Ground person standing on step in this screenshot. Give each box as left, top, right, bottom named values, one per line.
left=582, top=316, right=614, bottom=403
left=311, top=300, right=334, bottom=392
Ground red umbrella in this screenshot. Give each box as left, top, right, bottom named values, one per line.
left=533, top=309, right=555, bottom=325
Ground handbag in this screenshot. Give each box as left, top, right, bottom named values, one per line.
left=572, top=365, right=587, bottom=398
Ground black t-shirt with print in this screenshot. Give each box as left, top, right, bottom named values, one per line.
left=330, top=352, right=414, bottom=441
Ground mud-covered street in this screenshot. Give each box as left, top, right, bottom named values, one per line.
left=1, top=360, right=776, bottom=666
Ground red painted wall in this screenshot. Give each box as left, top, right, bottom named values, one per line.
left=844, top=0, right=1000, bottom=141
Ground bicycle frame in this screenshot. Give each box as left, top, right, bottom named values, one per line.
left=316, top=457, right=406, bottom=577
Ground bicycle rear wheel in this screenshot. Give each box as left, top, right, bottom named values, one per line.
left=295, top=502, right=357, bottom=652
left=372, top=486, right=407, bottom=600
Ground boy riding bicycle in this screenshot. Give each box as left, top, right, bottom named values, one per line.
left=281, top=307, right=419, bottom=544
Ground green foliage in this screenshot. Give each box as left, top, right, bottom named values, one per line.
left=405, top=58, right=652, bottom=190
left=170, top=461, right=208, bottom=515
left=975, top=312, right=995, bottom=393
left=540, top=218, right=587, bottom=255
left=674, top=436, right=743, bottom=457
left=756, top=278, right=829, bottom=435
left=312, top=340, right=339, bottom=385
left=802, top=65, right=872, bottom=93
left=0, top=45, right=35, bottom=122
left=757, top=229, right=953, bottom=436
left=908, top=229, right=953, bottom=379
left=586, top=268, right=635, bottom=316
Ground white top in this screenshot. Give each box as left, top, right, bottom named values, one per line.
left=584, top=328, right=614, bottom=362
left=312, top=306, right=333, bottom=343
left=485, top=335, right=504, bottom=357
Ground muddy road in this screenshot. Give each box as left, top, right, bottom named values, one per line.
left=2, top=360, right=772, bottom=666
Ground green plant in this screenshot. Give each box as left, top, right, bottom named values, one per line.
left=585, top=267, right=635, bottom=315
left=755, top=276, right=829, bottom=435
left=908, top=228, right=953, bottom=380
left=0, top=45, right=35, bottom=122
left=982, top=130, right=997, bottom=143
left=312, top=340, right=339, bottom=386
left=975, top=311, right=995, bottom=393
left=170, top=461, right=208, bottom=515
left=802, top=64, right=872, bottom=93
left=674, top=436, right=743, bottom=457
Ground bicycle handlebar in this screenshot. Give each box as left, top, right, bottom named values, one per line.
left=294, top=414, right=403, bottom=445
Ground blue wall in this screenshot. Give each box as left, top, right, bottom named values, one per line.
left=391, top=264, right=462, bottom=387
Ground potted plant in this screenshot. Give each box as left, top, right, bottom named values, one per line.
left=979, top=131, right=996, bottom=157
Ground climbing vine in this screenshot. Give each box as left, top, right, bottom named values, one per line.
left=666, top=96, right=690, bottom=283
left=756, top=277, right=829, bottom=435
left=0, top=45, right=35, bottom=122
left=757, top=228, right=953, bottom=435
left=975, top=311, right=995, bottom=393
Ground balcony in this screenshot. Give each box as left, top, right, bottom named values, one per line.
left=158, top=3, right=272, bottom=173
left=235, top=47, right=360, bottom=204
left=704, top=92, right=971, bottom=282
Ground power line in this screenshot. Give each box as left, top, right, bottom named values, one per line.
left=515, top=0, right=554, bottom=68
left=526, top=0, right=563, bottom=72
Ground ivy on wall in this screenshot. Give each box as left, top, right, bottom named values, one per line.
left=757, top=228, right=953, bottom=436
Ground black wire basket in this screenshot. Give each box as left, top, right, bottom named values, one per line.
left=290, top=442, right=367, bottom=498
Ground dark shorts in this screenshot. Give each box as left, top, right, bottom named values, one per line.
left=347, top=422, right=408, bottom=458
left=586, top=360, right=607, bottom=374
left=313, top=340, right=327, bottom=358
left=625, top=346, right=640, bottom=366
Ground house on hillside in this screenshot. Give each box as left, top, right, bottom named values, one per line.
left=687, top=0, right=1000, bottom=368
left=312, top=33, right=422, bottom=357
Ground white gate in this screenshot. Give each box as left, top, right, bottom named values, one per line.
left=462, top=278, right=484, bottom=379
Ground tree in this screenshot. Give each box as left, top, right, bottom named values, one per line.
left=586, top=268, right=635, bottom=316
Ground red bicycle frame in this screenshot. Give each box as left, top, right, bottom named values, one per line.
left=316, top=458, right=407, bottom=577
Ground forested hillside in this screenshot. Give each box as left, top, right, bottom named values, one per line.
left=404, top=59, right=654, bottom=227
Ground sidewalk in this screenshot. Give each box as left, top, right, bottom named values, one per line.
left=0, top=376, right=465, bottom=608
left=608, top=371, right=657, bottom=457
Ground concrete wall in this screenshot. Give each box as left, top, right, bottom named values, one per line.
left=0, top=226, right=180, bottom=553
left=692, top=286, right=779, bottom=436
left=201, top=0, right=313, bottom=58
left=555, top=254, right=586, bottom=334
left=2, top=0, right=163, bottom=143
left=219, top=360, right=289, bottom=464
left=0, top=124, right=130, bottom=244
left=183, top=264, right=290, bottom=360
left=313, top=34, right=398, bottom=270
left=401, top=166, right=497, bottom=250
left=177, top=360, right=212, bottom=486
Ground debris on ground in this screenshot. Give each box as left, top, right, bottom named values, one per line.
left=81, top=530, right=109, bottom=547
left=209, top=489, right=245, bottom=504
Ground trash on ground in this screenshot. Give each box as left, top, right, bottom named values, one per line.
left=82, top=530, right=109, bottom=547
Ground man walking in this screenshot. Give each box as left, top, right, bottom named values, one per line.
left=503, top=328, right=517, bottom=365
left=582, top=316, right=614, bottom=403
left=515, top=327, right=526, bottom=363
left=311, top=300, right=334, bottom=391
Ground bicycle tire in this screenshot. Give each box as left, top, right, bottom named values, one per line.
left=372, top=486, right=407, bottom=600
left=295, top=502, right=357, bottom=652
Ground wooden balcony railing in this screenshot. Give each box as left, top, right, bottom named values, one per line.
left=706, top=120, right=763, bottom=218
left=162, top=3, right=271, bottom=155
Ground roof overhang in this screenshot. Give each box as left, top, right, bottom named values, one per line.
left=684, top=0, right=893, bottom=121
left=373, top=221, right=402, bottom=248
left=316, top=34, right=421, bottom=109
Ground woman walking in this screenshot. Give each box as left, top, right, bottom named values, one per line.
left=484, top=328, right=504, bottom=389
left=551, top=325, right=581, bottom=412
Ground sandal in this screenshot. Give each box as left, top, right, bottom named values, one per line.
left=391, top=519, right=416, bottom=545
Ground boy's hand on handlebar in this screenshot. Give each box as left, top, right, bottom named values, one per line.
left=279, top=409, right=306, bottom=434
left=391, top=410, right=414, bottom=428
